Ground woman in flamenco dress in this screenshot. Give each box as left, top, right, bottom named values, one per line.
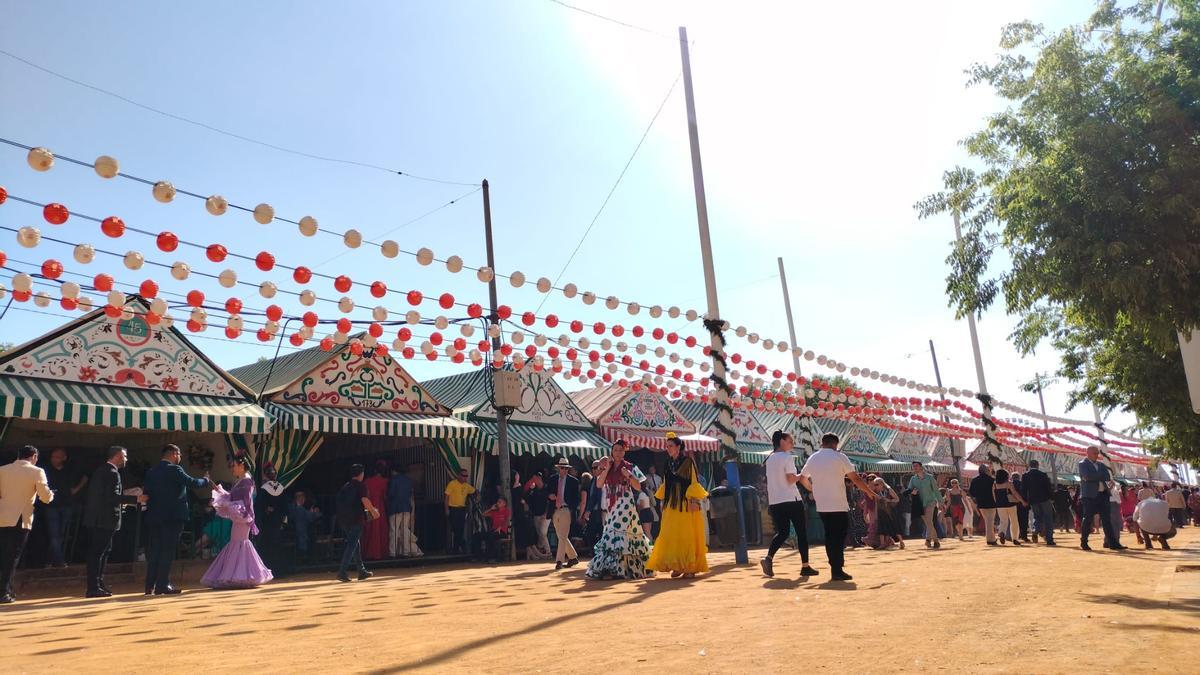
left=201, top=455, right=274, bottom=589
left=647, top=433, right=709, bottom=579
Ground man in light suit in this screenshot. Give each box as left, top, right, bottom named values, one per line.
left=142, top=444, right=209, bottom=595
left=81, top=446, right=143, bottom=598
left=1078, top=446, right=1125, bottom=551
left=0, top=446, right=54, bottom=603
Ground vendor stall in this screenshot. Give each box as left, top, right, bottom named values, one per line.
left=569, top=385, right=718, bottom=455
left=674, top=400, right=772, bottom=464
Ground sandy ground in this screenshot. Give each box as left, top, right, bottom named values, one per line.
left=3, top=529, right=1198, bottom=674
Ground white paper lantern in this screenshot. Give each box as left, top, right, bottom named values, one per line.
left=600, top=296, right=618, bottom=310
left=624, top=368, right=635, bottom=378
left=536, top=277, right=552, bottom=293
left=227, top=316, right=244, bottom=332
left=509, top=271, right=525, bottom=288
left=392, top=338, right=406, bottom=351
left=362, top=334, right=376, bottom=348
left=259, top=281, right=278, bottom=299
left=73, top=244, right=96, bottom=264
left=649, top=305, right=663, bottom=319
left=635, top=343, right=647, bottom=355
left=380, top=240, right=399, bottom=258
left=617, top=341, right=628, bottom=353
left=94, top=155, right=118, bottom=178
left=372, top=306, right=388, bottom=322
left=563, top=283, right=578, bottom=299
left=557, top=334, right=570, bottom=347
left=205, top=195, right=228, bottom=216
left=460, top=324, right=475, bottom=337
left=60, top=281, right=81, bottom=299
left=446, top=255, right=464, bottom=273
left=338, top=296, right=355, bottom=313
left=667, top=306, right=680, bottom=319
left=17, top=226, right=41, bottom=248
left=435, top=315, right=449, bottom=330
left=299, top=216, right=318, bottom=236
left=160, top=313, right=173, bottom=329
left=152, top=181, right=176, bottom=203
left=107, top=290, right=126, bottom=307
left=416, top=247, right=434, bottom=265
left=420, top=340, right=434, bottom=355
left=487, top=324, right=501, bottom=338
left=343, top=229, right=363, bottom=249
left=803, top=350, right=815, bottom=361
left=77, top=296, right=94, bottom=312
left=120, top=305, right=135, bottom=321
left=582, top=291, right=596, bottom=306
left=600, top=338, right=612, bottom=350
left=123, top=251, right=145, bottom=270
left=511, top=332, right=525, bottom=345
left=578, top=337, right=591, bottom=349
left=762, top=339, right=775, bottom=350
left=218, top=269, right=238, bottom=288
left=171, top=261, right=190, bottom=280
left=748, top=333, right=760, bottom=344
left=685, top=309, right=698, bottom=321
left=253, top=203, right=275, bottom=224
left=27, top=147, right=54, bottom=171
left=11, top=273, right=33, bottom=292
left=627, top=302, right=640, bottom=315
left=683, top=357, right=694, bottom=368
left=777, top=341, right=788, bottom=352
left=406, top=310, right=422, bottom=324
left=476, top=267, right=494, bottom=283
left=654, top=346, right=665, bottom=358
left=699, top=362, right=710, bottom=373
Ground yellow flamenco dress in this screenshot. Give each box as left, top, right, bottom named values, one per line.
left=647, top=460, right=709, bottom=575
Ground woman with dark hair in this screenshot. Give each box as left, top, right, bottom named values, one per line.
left=200, top=456, right=273, bottom=589
left=647, top=433, right=708, bottom=578
left=993, top=469, right=1027, bottom=545
left=586, top=440, right=651, bottom=580
left=361, top=461, right=390, bottom=560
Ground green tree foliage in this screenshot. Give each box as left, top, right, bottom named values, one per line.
left=917, top=1, right=1200, bottom=460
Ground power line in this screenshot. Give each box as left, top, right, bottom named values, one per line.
left=0, top=48, right=478, bottom=187
left=534, top=71, right=681, bottom=313
left=545, top=0, right=674, bottom=39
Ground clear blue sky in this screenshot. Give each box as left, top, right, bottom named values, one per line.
left=0, top=0, right=1130, bottom=433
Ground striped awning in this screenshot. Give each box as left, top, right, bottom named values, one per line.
left=0, top=377, right=270, bottom=434
left=266, top=403, right=476, bottom=438
left=600, top=426, right=721, bottom=452
left=737, top=447, right=772, bottom=464
left=472, top=420, right=613, bottom=461
left=846, top=453, right=887, bottom=469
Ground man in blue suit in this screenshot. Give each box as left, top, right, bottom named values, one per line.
left=1077, top=446, right=1125, bottom=551
left=142, top=444, right=209, bottom=594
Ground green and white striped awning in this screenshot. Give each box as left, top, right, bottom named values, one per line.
left=471, top=420, right=613, bottom=461
left=0, top=377, right=270, bottom=434
left=266, top=402, right=476, bottom=438
left=736, top=445, right=773, bottom=464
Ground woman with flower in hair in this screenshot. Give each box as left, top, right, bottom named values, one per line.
left=647, top=433, right=709, bottom=578
left=200, top=455, right=273, bottom=589
left=585, top=440, right=651, bottom=580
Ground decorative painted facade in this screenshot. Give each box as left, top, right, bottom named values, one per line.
left=703, top=408, right=771, bottom=446
left=887, top=432, right=931, bottom=457
left=2, top=309, right=238, bottom=397
left=840, top=426, right=884, bottom=455
left=601, top=391, right=693, bottom=433
left=474, top=370, right=592, bottom=428
left=273, top=349, right=449, bottom=415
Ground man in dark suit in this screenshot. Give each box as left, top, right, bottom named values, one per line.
left=1078, top=446, right=1125, bottom=552
left=1022, top=459, right=1055, bottom=546
left=81, top=446, right=143, bottom=598
left=142, top=444, right=209, bottom=595
left=545, top=457, right=580, bottom=570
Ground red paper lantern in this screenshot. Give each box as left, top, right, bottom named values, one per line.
left=592, top=322, right=605, bottom=335
left=104, top=305, right=123, bottom=319
left=302, top=311, right=319, bottom=328
left=186, top=290, right=205, bottom=307
left=206, top=244, right=227, bottom=262
left=225, top=297, right=243, bottom=315
left=319, top=337, right=334, bottom=351
left=0, top=186, right=6, bottom=204
left=334, top=275, right=352, bottom=293
left=500, top=344, right=513, bottom=356
left=337, top=318, right=352, bottom=334
left=603, top=353, right=615, bottom=363
left=439, top=293, right=455, bottom=310
left=430, top=332, right=444, bottom=346
left=451, top=351, right=464, bottom=364
left=730, top=353, right=741, bottom=364
left=0, top=251, right=6, bottom=267
left=652, top=327, right=664, bottom=340
left=402, top=347, right=415, bottom=360
left=156, top=231, right=179, bottom=252
left=370, top=281, right=387, bottom=298
left=139, top=279, right=159, bottom=299
left=467, top=303, right=483, bottom=318
left=425, top=351, right=437, bottom=361
left=266, top=304, right=283, bottom=322
left=524, top=345, right=536, bottom=358
left=293, top=266, right=313, bottom=284
left=368, top=323, right=383, bottom=338
left=94, top=273, right=115, bottom=292
left=40, top=259, right=63, bottom=279
left=186, top=319, right=202, bottom=332
left=479, top=340, right=491, bottom=352
left=521, top=312, right=536, bottom=326
left=569, top=320, right=583, bottom=333
left=375, top=344, right=388, bottom=357
left=566, top=348, right=578, bottom=361
left=612, top=325, right=625, bottom=337
left=632, top=326, right=644, bottom=338
left=290, top=333, right=305, bottom=347
left=496, top=305, right=512, bottom=320
left=11, top=290, right=30, bottom=302
left=406, top=290, right=422, bottom=306
left=685, top=336, right=697, bottom=348
left=257, top=329, right=272, bottom=342
left=225, top=327, right=241, bottom=340
left=101, top=216, right=125, bottom=238
left=397, top=327, right=412, bottom=341
left=666, top=332, right=678, bottom=344
left=620, top=355, right=631, bottom=366
left=545, top=314, right=559, bottom=328
left=60, top=297, right=77, bottom=311
left=255, top=251, right=275, bottom=272
left=43, top=203, right=69, bottom=225
left=454, top=338, right=467, bottom=351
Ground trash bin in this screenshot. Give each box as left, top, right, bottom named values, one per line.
left=739, top=486, right=762, bottom=545
left=707, top=486, right=763, bottom=546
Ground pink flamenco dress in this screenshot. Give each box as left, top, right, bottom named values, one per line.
left=201, top=478, right=274, bottom=589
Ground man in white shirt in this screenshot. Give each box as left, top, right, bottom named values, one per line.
left=1164, top=484, right=1188, bottom=528
left=799, top=433, right=876, bottom=582
left=1133, top=494, right=1175, bottom=550
left=760, top=431, right=818, bottom=579
left=0, top=446, right=54, bottom=603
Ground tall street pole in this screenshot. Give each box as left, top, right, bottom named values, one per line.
left=679, top=26, right=747, bottom=564
left=481, top=179, right=514, bottom=561
left=928, top=339, right=961, bottom=484
left=1034, top=373, right=1059, bottom=485
left=777, top=257, right=814, bottom=456
left=952, top=211, right=1001, bottom=465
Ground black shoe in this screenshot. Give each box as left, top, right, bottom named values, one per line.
left=144, top=588, right=154, bottom=596
left=98, top=581, right=113, bottom=594
left=85, top=589, right=112, bottom=598
left=154, top=587, right=182, bottom=595
left=555, top=561, right=563, bottom=570
left=1031, top=533, right=1039, bottom=543
left=831, top=571, right=853, bottom=582
left=337, top=574, right=352, bottom=583
left=986, top=541, right=999, bottom=547
left=566, top=558, right=579, bottom=568
left=933, top=540, right=941, bottom=549
left=800, top=566, right=819, bottom=577
left=1112, top=544, right=1128, bottom=551
left=0, top=595, right=13, bottom=604
left=358, top=570, right=373, bottom=581
left=1080, top=543, right=1092, bottom=551
left=1045, top=541, right=1057, bottom=547
left=1145, top=541, right=1154, bottom=550
left=1161, top=541, right=1171, bottom=550
left=760, top=557, right=775, bottom=578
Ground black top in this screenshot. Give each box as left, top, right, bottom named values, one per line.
left=44, top=465, right=82, bottom=509
left=994, top=481, right=1013, bottom=508
left=1023, top=469, right=1053, bottom=504
left=1053, top=486, right=1072, bottom=510
left=144, top=460, right=208, bottom=524
left=335, top=479, right=368, bottom=530
left=81, top=463, right=135, bottom=531
left=256, top=487, right=287, bottom=527
left=545, top=474, right=581, bottom=512
left=969, top=473, right=997, bottom=509
left=526, top=486, right=549, bottom=517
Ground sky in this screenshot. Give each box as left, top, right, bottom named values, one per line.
left=0, top=0, right=1139, bottom=437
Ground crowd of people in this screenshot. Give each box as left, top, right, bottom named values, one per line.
left=1, top=434, right=1198, bottom=603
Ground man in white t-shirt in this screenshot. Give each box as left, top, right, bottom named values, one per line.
left=799, top=433, right=875, bottom=582
left=760, top=431, right=818, bottom=579
left=1134, top=495, right=1176, bottom=550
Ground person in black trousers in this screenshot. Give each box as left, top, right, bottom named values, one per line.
left=797, top=434, right=876, bottom=582
left=142, top=445, right=209, bottom=595
left=760, top=431, right=818, bottom=578
left=81, top=446, right=143, bottom=598
left=1013, top=472, right=1030, bottom=542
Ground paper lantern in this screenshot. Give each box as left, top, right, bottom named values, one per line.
left=186, top=319, right=203, bottom=332
left=416, top=247, right=434, bottom=265
left=434, top=315, right=448, bottom=330
left=60, top=281, right=80, bottom=299
left=338, top=297, right=355, bottom=313
left=206, top=244, right=227, bottom=262
left=298, top=216, right=318, bottom=236
left=467, top=303, right=483, bottom=318
left=93, top=273, right=115, bottom=292
left=320, top=337, right=334, bottom=351
left=368, top=323, right=383, bottom=338
left=476, top=267, right=494, bottom=283
left=40, top=259, right=63, bottom=279
left=649, top=305, right=662, bottom=319
left=149, top=298, right=168, bottom=316
left=446, top=256, right=464, bottom=273
left=509, top=271, right=525, bottom=288
left=186, top=290, right=205, bottom=307
left=406, top=310, right=421, bottom=324
left=98, top=216, right=124, bottom=238
left=259, top=281, right=277, bottom=299
left=42, top=203, right=69, bottom=225
left=439, top=293, right=454, bottom=310
left=253, top=203, right=274, bottom=224
left=11, top=273, right=33, bottom=292
left=205, top=195, right=228, bottom=216
left=17, top=226, right=41, bottom=248
left=332, top=317, right=351, bottom=334
left=255, top=251, right=275, bottom=271
left=627, top=302, right=640, bottom=315
left=218, top=269, right=238, bottom=288
left=155, top=231, right=179, bottom=252
left=406, top=290, right=422, bottom=306
left=290, top=333, right=304, bottom=347
left=292, top=266, right=312, bottom=284
left=104, top=304, right=123, bottom=319
left=496, top=305, right=512, bottom=320
left=605, top=296, right=619, bottom=310
left=107, top=290, right=126, bottom=307
left=27, top=147, right=54, bottom=171
left=460, top=324, right=475, bottom=337
left=171, top=261, right=190, bottom=280
left=343, top=229, right=362, bottom=249
left=561, top=283, right=578, bottom=299
left=582, top=291, right=596, bottom=306
left=367, top=281, right=387, bottom=298
left=334, top=275, right=352, bottom=293
left=60, top=297, right=77, bottom=311
left=94, top=155, right=118, bottom=178
left=298, top=311, right=318, bottom=328
left=227, top=316, right=244, bottom=332
left=372, top=306, right=388, bottom=322
left=224, top=297, right=243, bottom=315
left=488, top=324, right=501, bottom=338
left=139, top=279, right=159, bottom=299
left=380, top=239, right=399, bottom=258
left=152, top=181, right=176, bottom=203
left=123, top=251, right=144, bottom=270
left=77, top=296, right=94, bottom=312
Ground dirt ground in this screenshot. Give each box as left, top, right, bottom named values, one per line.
left=3, top=528, right=1198, bottom=674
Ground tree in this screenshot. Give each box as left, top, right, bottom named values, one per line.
left=917, top=1, right=1200, bottom=460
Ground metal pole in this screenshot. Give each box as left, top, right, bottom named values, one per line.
left=952, top=211, right=1000, bottom=465
left=928, top=339, right=961, bottom=484
left=1035, top=373, right=1058, bottom=485
left=679, top=26, right=746, bottom=564
left=481, top=179, right=514, bottom=561
left=778, top=257, right=814, bottom=456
